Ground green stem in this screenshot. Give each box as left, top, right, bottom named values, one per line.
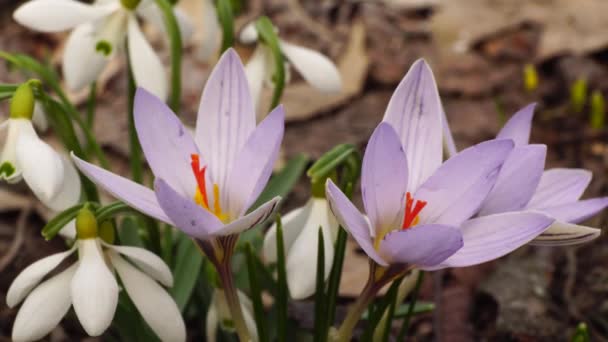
left=397, top=271, right=425, bottom=341
left=153, top=0, right=182, bottom=113
left=86, top=82, right=96, bottom=129
left=125, top=52, right=143, bottom=183
left=218, top=261, right=252, bottom=342
left=334, top=279, right=378, bottom=342
left=216, top=0, right=234, bottom=53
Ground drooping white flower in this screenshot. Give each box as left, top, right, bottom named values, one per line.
left=13, top=0, right=193, bottom=100
left=206, top=289, right=258, bottom=342
left=239, top=21, right=342, bottom=112
left=6, top=210, right=185, bottom=342
left=263, top=197, right=339, bottom=299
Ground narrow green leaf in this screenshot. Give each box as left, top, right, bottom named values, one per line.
left=307, top=144, right=353, bottom=176
left=216, top=0, right=234, bottom=53
left=392, top=301, right=434, bottom=318
left=397, top=271, right=426, bottom=341
left=309, top=146, right=358, bottom=183
left=381, top=284, right=399, bottom=342
left=161, top=226, right=174, bottom=266
left=152, top=0, right=182, bottom=112
left=246, top=243, right=268, bottom=342
left=170, top=233, right=204, bottom=312
left=251, top=153, right=309, bottom=211
left=275, top=215, right=288, bottom=342
left=255, top=16, right=285, bottom=112
left=95, top=202, right=136, bottom=222
left=361, top=278, right=403, bottom=341
left=41, top=203, right=85, bottom=240
left=118, top=217, right=145, bottom=248
left=313, top=227, right=327, bottom=342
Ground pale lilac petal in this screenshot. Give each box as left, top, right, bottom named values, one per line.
left=416, top=139, right=514, bottom=226
left=379, top=224, right=462, bottom=268
left=478, top=144, right=546, bottom=216
left=134, top=88, right=198, bottom=198
left=224, top=106, right=284, bottom=218
left=496, top=103, right=536, bottom=146
left=154, top=178, right=223, bottom=239
left=428, top=212, right=553, bottom=269
left=382, top=59, right=443, bottom=191
left=361, top=122, right=408, bottom=234
left=326, top=180, right=387, bottom=266
left=213, top=197, right=281, bottom=236
left=526, top=168, right=592, bottom=209
left=539, top=197, right=608, bottom=224
left=71, top=153, right=171, bottom=224
left=529, top=220, right=601, bottom=246
left=195, top=48, right=256, bottom=209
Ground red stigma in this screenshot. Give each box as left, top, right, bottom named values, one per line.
left=402, top=192, right=427, bottom=229
left=190, top=154, right=209, bottom=208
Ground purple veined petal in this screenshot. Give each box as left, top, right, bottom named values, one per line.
left=415, top=139, right=514, bottom=226
left=361, top=122, right=408, bottom=235
left=537, top=197, right=608, bottom=224
left=71, top=153, right=172, bottom=224
left=496, top=103, right=536, bottom=146
left=224, top=106, right=284, bottom=219
left=526, top=168, right=592, bottom=209
left=325, top=179, right=388, bottom=266
left=442, top=109, right=458, bottom=158
left=382, top=59, right=443, bottom=192
left=529, top=220, right=601, bottom=246
left=379, top=224, right=462, bottom=268
left=154, top=178, right=223, bottom=239
left=477, top=144, right=547, bottom=216
left=213, top=197, right=281, bottom=236
left=195, top=48, right=256, bottom=212
left=426, top=211, right=553, bottom=270
left=134, top=88, right=199, bottom=198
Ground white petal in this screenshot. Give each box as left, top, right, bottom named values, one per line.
left=103, top=241, right=173, bottom=286
left=12, top=264, right=76, bottom=342
left=529, top=220, right=601, bottom=246
left=281, top=41, right=342, bottom=92
left=205, top=300, right=219, bottom=342
left=128, top=16, right=168, bottom=100
left=6, top=246, right=77, bottom=307
left=209, top=289, right=258, bottom=342
left=196, top=0, right=221, bottom=61
left=263, top=202, right=310, bottom=263
left=71, top=239, right=118, bottom=336
left=239, top=21, right=259, bottom=43
left=109, top=252, right=186, bottom=342
left=239, top=291, right=259, bottom=342
left=13, top=0, right=118, bottom=32
left=59, top=219, right=77, bottom=240
left=286, top=198, right=338, bottom=299
left=245, top=46, right=271, bottom=112
left=43, top=155, right=82, bottom=212
left=1, top=119, right=25, bottom=183
left=15, top=120, right=65, bottom=202
left=32, top=101, right=49, bottom=132
left=63, top=23, right=110, bottom=91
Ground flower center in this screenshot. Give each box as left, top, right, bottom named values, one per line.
left=190, top=154, right=228, bottom=222
left=402, top=192, right=427, bottom=229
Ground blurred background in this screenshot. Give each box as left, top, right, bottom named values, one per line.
left=1, top=0, right=607, bottom=340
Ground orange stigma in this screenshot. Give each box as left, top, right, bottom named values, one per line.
left=190, top=154, right=209, bottom=208
left=402, top=192, right=427, bottom=229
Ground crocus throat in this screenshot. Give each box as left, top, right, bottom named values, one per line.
left=190, top=154, right=228, bottom=222
left=402, top=192, right=427, bottom=229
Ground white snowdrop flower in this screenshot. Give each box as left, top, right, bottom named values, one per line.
left=206, top=288, right=258, bottom=342
left=6, top=209, right=185, bottom=342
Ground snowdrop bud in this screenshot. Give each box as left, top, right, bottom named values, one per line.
left=120, top=0, right=141, bottom=10
left=99, top=221, right=116, bottom=244
left=76, top=208, right=98, bottom=239
left=10, top=83, right=35, bottom=120
left=523, top=63, right=538, bottom=93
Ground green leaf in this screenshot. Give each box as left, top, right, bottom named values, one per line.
left=313, top=227, right=327, bottom=342
left=245, top=243, right=268, bottom=342
left=397, top=271, right=426, bottom=341
left=95, top=202, right=136, bottom=222
left=216, top=0, right=234, bottom=53
left=393, top=301, right=435, bottom=318
left=118, top=217, right=145, bottom=248
left=170, top=233, right=204, bottom=312
left=361, top=278, right=402, bottom=341
left=307, top=144, right=358, bottom=183
left=275, top=215, right=288, bottom=342
left=41, top=203, right=85, bottom=240
left=255, top=16, right=286, bottom=112
left=251, top=153, right=309, bottom=211
left=381, top=283, right=400, bottom=342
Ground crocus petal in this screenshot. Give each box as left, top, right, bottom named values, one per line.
left=263, top=203, right=309, bottom=263
left=13, top=0, right=118, bottom=32
left=529, top=220, right=601, bottom=246
left=6, top=246, right=76, bottom=307
left=109, top=252, right=186, bottom=342
left=280, top=40, right=342, bottom=92
left=382, top=59, right=443, bottom=191
left=15, top=120, right=64, bottom=203
left=361, top=122, right=408, bottom=234
left=526, top=168, right=592, bottom=209
left=154, top=178, right=223, bottom=238
left=539, top=197, right=608, bottom=224
left=496, top=103, right=536, bottom=146
left=11, top=264, right=76, bottom=342
left=416, top=139, right=514, bottom=226
left=128, top=16, right=168, bottom=100
left=44, top=156, right=81, bottom=212
left=326, top=179, right=387, bottom=266
left=71, top=239, right=118, bottom=336
left=72, top=153, right=172, bottom=224
left=245, top=46, right=271, bottom=111
left=477, top=144, right=547, bottom=216
left=428, top=212, right=553, bottom=269
left=63, top=23, right=110, bottom=91
left=379, top=224, right=462, bottom=267
left=195, top=48, right=256, bottom=206
left=442, top=109, right=458, bottom=158
left=225, top=106, right=284, bottom=218
left=285, top=198, right=338, bottom=299
left=134, top=88, right=198, bottom=197
left=103, top=242, right=173, bottom=287
left=214, top=197, right=281, bottom=236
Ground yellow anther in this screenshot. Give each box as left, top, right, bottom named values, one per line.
left=213, top=184, right=222, bottom=217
